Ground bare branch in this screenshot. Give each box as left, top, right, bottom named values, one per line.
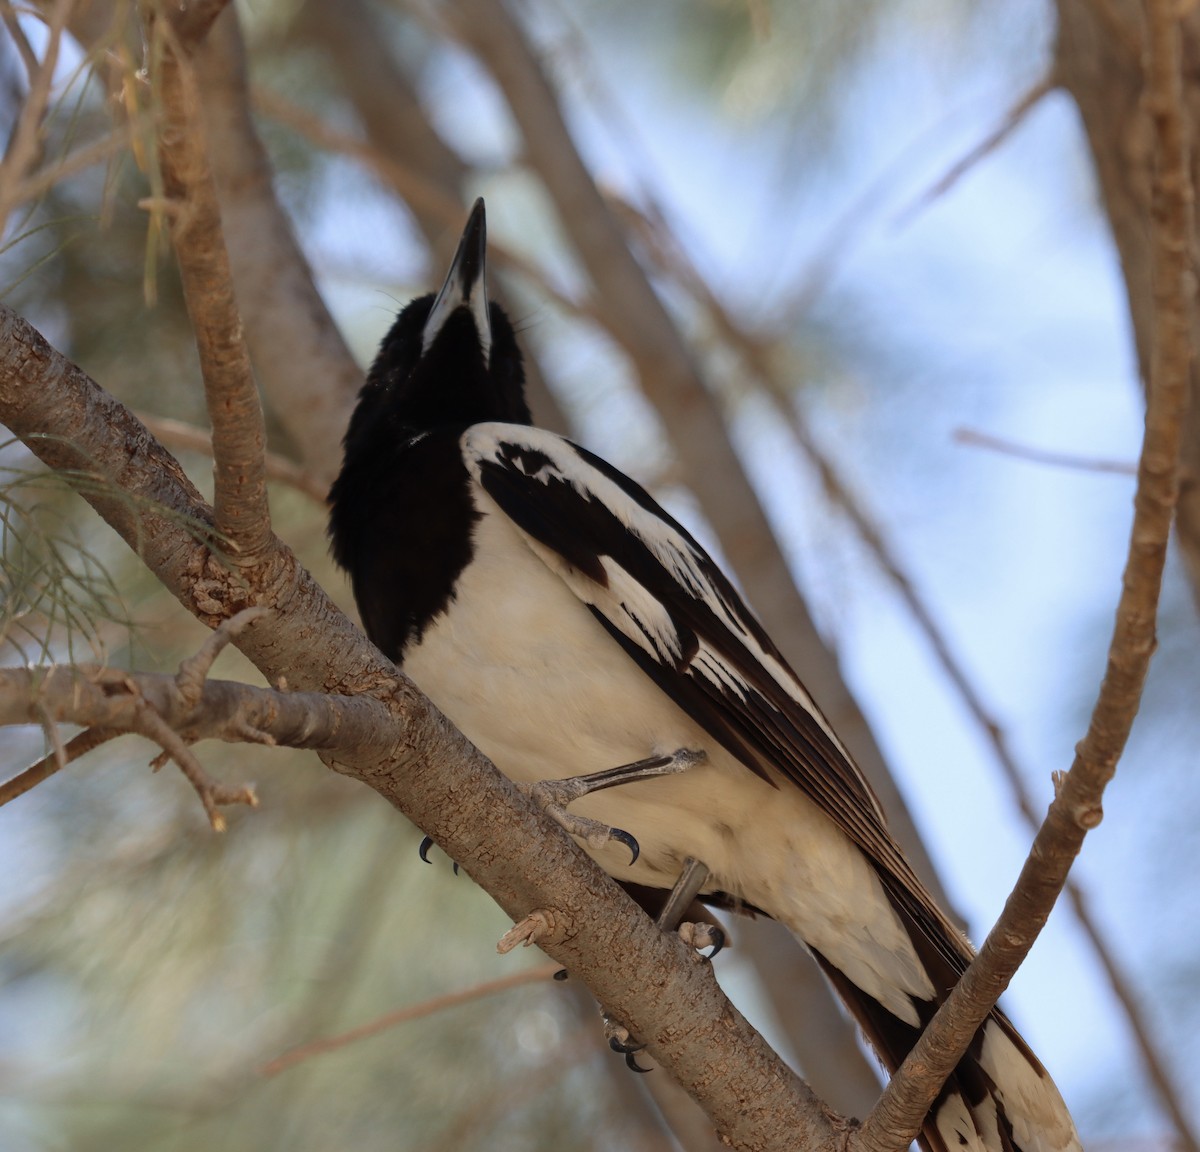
left=135, top=700, right=257, bottom=830
left=853, top=1, right=1195, bottom=1144
left=0, top=0, right=74, bottom=237
left=893, top=73, right=1058, bottom=229
left=0, top=725, right=121, bottom=805
left=0, top=606, right=379, bottom=826
left=0, top=659, right=390, bottom=758
left=189, top=8, right=361, bottom=488
left=150, top=8, right=272, bottom=560
left=3, top=119, right=137, bottom=209
left=0, top=1, right=40, bottom=80
left=259, top=961, right=562, bottom=1078
left=955, top=426, right=1136, bottom=475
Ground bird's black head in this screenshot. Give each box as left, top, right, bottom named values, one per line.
left=342, top=200, right=531, bottom=458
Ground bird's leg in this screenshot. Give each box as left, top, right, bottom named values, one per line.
left=419, top=748, right=705, bottom=870
left=655, top=857, right=726, bottom=954
left=659, top=856, right=726, bottom=956
left=604, top=856, right=723, bottom=1069
left=519, top=747, right=705, bottom=864
left=655, top=855, right=710, bottom=932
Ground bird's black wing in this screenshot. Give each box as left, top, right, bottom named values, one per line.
left=462, top=422, right=968, bottom=968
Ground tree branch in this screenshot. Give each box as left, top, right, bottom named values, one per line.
left=853, top=1, right=1195, bottom=1145
left=0, top=303, right=844, bottom=1151
left=0, top=725, right=121, bottom=805
left=150, top=4, right=272, bottom=560
left=259, top=961, right=562, bottom=1078
left=0, top=659, right=390, bottom=762
left=954, top=426, right=1136, bottom=475
left=892, top=72, right=1058, bottom=229
left=190, top=7, right=362, bottom=488
left=1056, top=0, right=1200, bottom=621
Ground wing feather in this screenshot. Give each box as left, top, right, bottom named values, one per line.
left=463, top=422, right=970, bottom=972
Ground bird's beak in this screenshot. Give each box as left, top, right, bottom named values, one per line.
left=422, top=198, right=492, bottom=366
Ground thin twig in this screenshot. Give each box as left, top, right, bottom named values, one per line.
left=853, top=0, right=1195, bottom=1143
left=0, top=0, right=74, bottom=237
left=0, top=725, right=121, bottom=805
left=0, top=0, right=39, bottom=79
left=258, top=961, right=562, bottom=1078
left=4, top=119, right=139, bottom=214
left=955, top=426, right=1136, bottom=475
left=893, top=73, right=1057, bottom=229
left=143, top=607, right=269, bottom=827
left=135, top=700, right=256, bottom=830
left=174, top=604, right=268, bottom=705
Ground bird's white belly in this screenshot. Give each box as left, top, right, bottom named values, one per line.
left=403, top=507, right=934, bottom=1018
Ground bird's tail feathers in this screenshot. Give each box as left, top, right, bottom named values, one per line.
left=808, top=901, right=1081, bottom=1152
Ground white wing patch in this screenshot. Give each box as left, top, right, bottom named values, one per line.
left=462, top=422, right=848, bottom=755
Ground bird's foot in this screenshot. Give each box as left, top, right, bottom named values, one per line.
left=603, top=1012, right=651, bottom=1072
left=519, top=748, right=705, bottom=864
left=679, top=919, right=726, bottom=958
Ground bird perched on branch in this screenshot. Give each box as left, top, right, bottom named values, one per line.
left=328, top=199, right=1081, bottom=1152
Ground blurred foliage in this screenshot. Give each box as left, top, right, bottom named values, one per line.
left=0, top=450, right=133, bottom=666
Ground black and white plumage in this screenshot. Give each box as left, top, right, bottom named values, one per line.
left=328, top=200, right=1081, bottom=1152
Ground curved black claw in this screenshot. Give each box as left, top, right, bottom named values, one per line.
left=611, top=827, right=640, bottom=866
left=610, top=1034, right=650, bottom=1074
left=625, top=1050, right=651, bottom=1073
left=705, top=926, right=727, bottom=959
left=418, top=836, right=462, bottom=875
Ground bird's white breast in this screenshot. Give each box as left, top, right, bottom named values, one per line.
left=403, top=494, right=935, bottom=1020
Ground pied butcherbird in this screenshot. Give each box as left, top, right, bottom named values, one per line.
left=328, top=200, right=1081, bottom=1152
